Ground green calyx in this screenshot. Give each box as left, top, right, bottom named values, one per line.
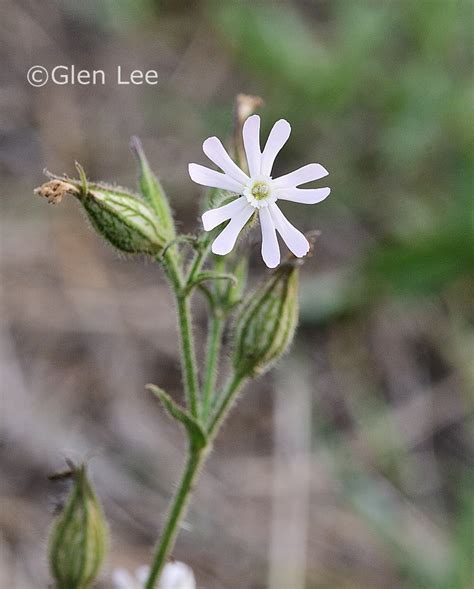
left=36, top=164, right=170, bottom=256
left=80, top=183, right=167, bottom=255
left=232, top=264, right=299, bottom=377
left=49, top=464, right=108, bottom=589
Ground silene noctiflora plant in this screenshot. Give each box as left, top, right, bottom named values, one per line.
left=35, top=96, right=330, bottom=588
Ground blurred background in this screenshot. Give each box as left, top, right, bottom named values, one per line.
left=1, top=1, right=473, bottom=587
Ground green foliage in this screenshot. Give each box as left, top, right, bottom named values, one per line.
left=146, top=384, right=208, bottom=451
left=209, top=0, right=472, bottom=327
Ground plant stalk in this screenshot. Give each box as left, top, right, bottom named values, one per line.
left=145, top=374, right=245, bottom=587
left=208, top=373, right=246, bottom=439
left=163, top=253, right=200, bottom=418
left=175, top=293, right=200, bottom=417
left=144, top=447, right=207, bottom=589
left=201, top=314, right=225, bottom=420
left=147, top=248, right=245, bottom=588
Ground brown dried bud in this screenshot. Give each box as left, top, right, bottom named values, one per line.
left=34, top=179, right=79, bottom=204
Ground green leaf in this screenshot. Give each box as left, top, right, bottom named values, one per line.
left=146, top=384, right=208, bottom=450
left=130, top=136, right=175, bottom=238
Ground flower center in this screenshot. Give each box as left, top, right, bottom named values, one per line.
left=244, top=176, right=275, bottom=209
left=251, top=181, right=270, bottom=200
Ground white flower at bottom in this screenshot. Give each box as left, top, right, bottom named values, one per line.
left=158, top=561, right=196, bottom=589
left=188, top=115, right=330, bottom=268
left=112, top=562, right=195, bottom=589
left=112, top=566, right=149, bottom=589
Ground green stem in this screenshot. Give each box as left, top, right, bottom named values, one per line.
left=144, top=447, right=207, bottom=589
left=146, top=247, right=244, bottom=588
left=208, top=372, right=246, bottom=439
left=175, top=293, right=200, bottom=417
left=145, top=373, right=245, bottom=588
left=186, top=241, right=211, bottom=286
left=201, top=314, right=225, bottom=420
left=162, top=253, right=200, bottom=417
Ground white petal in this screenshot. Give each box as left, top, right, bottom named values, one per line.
left=136, top=566, right=150, bottom=584
left=242, top=114, right=262, bottom=177
left=260, top=119, right=291, bottom=176
left=188, top=163, right=244, bottom=193
left=202, top=137, right=249, bottom=185
left=211, top=204, right=254, bottom=256
left=275, top=186, right=330, bottom=204
left=272, top=163, right=329, bottom=189
left=270, top=203, right=310, bottom=258
left=159, top=561, right=196, bottom=589
left=111, top=569, right=137, bottom=589
left=202, top=196, right=248, bottom=231
left=259, top=207, right=280, bottom=268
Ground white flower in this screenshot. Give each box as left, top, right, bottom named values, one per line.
left=158, top=561, right=196, bottom=589
left=189, top=115, right=330, bottom=268
left=112, top=562, right=195, bottom=589
left=112, top=566, right=150, bottom=589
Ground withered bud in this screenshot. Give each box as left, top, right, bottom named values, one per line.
left=233, top=94, right=264, bottom=171
left=34, top=179, right=79, bottom=204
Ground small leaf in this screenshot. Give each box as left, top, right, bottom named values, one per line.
left=146, top=385, right=208, bottom=450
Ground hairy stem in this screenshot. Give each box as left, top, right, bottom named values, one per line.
left=208, top=373, right=246, bottom=439
left=144, top=447, right=207, bottom=589
left=163, top=253, right=200, bottom=417
left=175, top=293, right=200, bottom=417
left=147, top=247, right=245, bottom=587
left=146, top=372, right=246, bottom=586
left=186, top=241, right=212, bottom=286
left=201, top=314, right=225, bottom=420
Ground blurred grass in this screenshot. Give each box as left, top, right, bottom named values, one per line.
left=209, top=0, right=473, bottom=309
left=207, top=2, right=473, bottom=586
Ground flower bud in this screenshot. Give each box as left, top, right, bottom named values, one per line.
left=49, top=463, right=108, bottom=589
left=80, top=183, right=168, bottom=255
left=232, top=264, right=299, bottom=377
left=35, top=165, right=168, bottom=256
left=130, top=136, right=176, bottom=240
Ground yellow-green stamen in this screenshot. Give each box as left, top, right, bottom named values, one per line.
left=251, top=182, right=270, bottom=200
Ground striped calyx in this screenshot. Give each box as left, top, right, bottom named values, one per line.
left=49, top=464, right=108, bottom=589
left=232, top=264, right=299, bottom=377
left=80, top=182, right=167, bottom=255
left=35, top=165, right=168, bottom=256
